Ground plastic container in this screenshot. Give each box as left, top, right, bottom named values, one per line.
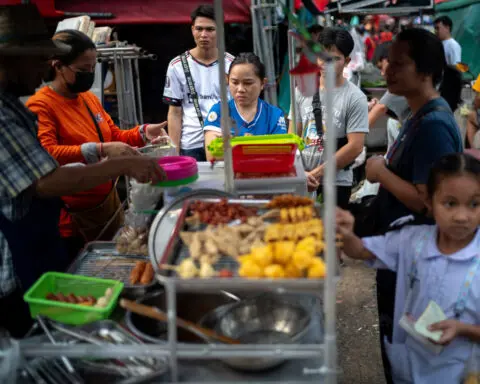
left=208, top=134, right=305, bottom=158
left=23, top=272, right=124, bottom=325
left=157, top=156, right=198, bottom=181
left=154, top=156, right=199, bottom=188
left=233, top=143, right=297, bottom=173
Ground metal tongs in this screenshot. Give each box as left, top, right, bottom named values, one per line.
left=36, top=316, right=83, bottom=384
left=45, top=319, right=157, bottom=375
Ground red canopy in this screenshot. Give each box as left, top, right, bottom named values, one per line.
left=1, top=0, right=252, bottom=24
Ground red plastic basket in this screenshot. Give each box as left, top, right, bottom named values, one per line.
left=232, top=143, right=297, bottom=174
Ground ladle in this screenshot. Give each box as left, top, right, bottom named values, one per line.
left=120, top=299, right=240, bottom=345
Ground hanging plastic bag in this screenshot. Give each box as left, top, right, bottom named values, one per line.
left=115, top=210, right=154, bottom=256
left=463, top=344, right=480, bottom=384
left=129, top=178, right=163, bottom=213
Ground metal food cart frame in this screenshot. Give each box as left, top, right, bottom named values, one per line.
left=13, top=1, right=340, bottom=383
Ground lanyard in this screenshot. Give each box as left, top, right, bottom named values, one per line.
left=406, top=230, right=480, bottom=319
left=454, top=257, right=480, bottom=318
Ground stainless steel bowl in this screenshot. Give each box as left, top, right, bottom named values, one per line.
left=124, top=290, right=240, bottom=343
left=198, top=294, right=312, bottom=371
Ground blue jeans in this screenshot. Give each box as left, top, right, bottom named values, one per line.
left=180, top=147, right=206, bottom=162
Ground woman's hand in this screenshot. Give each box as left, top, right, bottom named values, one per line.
left=336, top=207, right=355, bottom=238
left=102, top=142, right=139, bottom=158
left=429, top=320, right=466, bottom=345
left=365, top=156, right=386, bottom=183
left=306, top=171, right=320, bottom=192
left=146, top=122, right=168, bottom=142
left=125, top=157, right=166, bottom=184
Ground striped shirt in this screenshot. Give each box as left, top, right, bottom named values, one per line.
left=0, top=90, right=57, bottom=296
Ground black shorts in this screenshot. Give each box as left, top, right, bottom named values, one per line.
left=317, top=185, right=352, bottom=210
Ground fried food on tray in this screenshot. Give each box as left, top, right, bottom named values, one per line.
left=307, top=258, right=326, bottom=278
left=140, top=262, right=155, bottom=284
left=277, top=206, right=314, bottom=223
left=238, top=226, right=327, bottom=279
left=129, top=261, right=147, bottom=285
left=266, top=195, right=314, bottom=209
left=180, top=215, right=266, bottom=264
left=199, top=261, right=216, bottom=278
left=264, top=219, right=324, bottom=243
left=189, top=199, right=258, bottom=225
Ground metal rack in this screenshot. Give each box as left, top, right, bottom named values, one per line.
left=251, top=0, right=279, bottom=106
left=95, top=42, right=157, bottom=129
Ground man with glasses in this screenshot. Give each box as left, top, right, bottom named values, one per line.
left=163, top=4, right=234, bottom=161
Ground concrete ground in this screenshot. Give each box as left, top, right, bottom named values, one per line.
left=337, top=258, right=385, bottom=384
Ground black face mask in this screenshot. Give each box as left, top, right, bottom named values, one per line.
left=66, top=70, right=95, bottom=94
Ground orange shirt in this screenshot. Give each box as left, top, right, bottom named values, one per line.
left=27, top=86, right=145, bottom=238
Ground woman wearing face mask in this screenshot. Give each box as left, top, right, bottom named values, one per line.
left=203, top=53, right=287, bottom=161
left=26, top=30, right=169, bottom=258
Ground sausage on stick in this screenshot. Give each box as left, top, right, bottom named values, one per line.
left=130, top=261, right=147, bottom=284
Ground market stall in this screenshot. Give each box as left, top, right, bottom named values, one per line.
left=0, top=2, right=340, bottom=384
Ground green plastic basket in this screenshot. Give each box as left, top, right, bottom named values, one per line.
left=23, top=272, right=124, bottom=325
left=207, top=134, right=305, bottom=158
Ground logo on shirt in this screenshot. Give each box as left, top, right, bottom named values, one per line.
left=95, top=113, right=104, bottom=123
left=165, top=76, right=170, bottom=88
left=207, top=111, right=218, bottom=122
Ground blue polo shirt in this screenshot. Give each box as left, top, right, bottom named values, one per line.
left=203, top=98, right=287, bottom=137
left=377, top=97, right=462, bottom=229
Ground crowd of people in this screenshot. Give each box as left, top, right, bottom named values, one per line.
left=0, top=2, right=479, bottom=384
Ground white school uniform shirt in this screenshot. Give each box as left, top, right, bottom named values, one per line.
left=363, top=225, right=480, bottom=384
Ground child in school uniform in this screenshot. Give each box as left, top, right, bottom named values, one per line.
left=337, top=152, right=480, bottom=384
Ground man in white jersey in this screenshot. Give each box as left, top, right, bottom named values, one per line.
left=434, top=16, right=461, bottom=66
left=163, top=4, right=234, bottom=161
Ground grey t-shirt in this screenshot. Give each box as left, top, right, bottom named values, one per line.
left=379, top=91, right=411, bottom=124
left=289, top=80, right=369, bottom=186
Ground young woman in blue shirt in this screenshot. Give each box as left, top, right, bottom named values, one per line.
left=203, top=53, right=287, bottom=161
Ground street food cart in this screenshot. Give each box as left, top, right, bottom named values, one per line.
left=2, top=2, right=341, bottom=383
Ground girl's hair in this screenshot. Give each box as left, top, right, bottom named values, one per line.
left=396, top=28, right=462, bottom=111
left=228, top=52, right=265, bottom=80
left=45, top=30, right=96, bottom=82
left=427, top=153, right=480, bottom=197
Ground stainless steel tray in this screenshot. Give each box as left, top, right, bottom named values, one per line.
left=153, top=197, right=337, bottom=293
left=68, top=242, right=157, bottom=297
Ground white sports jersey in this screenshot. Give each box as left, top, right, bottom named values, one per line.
left=163, top=51, right=234, bottom=150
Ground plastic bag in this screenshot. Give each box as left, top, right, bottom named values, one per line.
left=463, top=344, right=480, bottom=384
left=115, top=210, right=153, bottom=256
left=129, top=179, right=163, bottom=212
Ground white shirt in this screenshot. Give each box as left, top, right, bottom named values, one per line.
left=364, top=225, right=480, bottom=384
left=442, top=38, right=462, bottom=65
left=163, top=51, right=234, bottom=150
